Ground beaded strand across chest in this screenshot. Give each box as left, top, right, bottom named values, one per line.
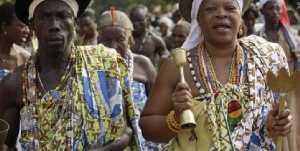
left=22, top=49, right=77, bottom=150
left=187, top=42, right=244, bottom=94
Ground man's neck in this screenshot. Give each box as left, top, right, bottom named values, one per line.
left=37, top=46, right=72, bottom=71
left=265, top=22, right=280, bottom=32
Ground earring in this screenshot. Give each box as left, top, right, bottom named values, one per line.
left=238, top=26, right=243, bottom=36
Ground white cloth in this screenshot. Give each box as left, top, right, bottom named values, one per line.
left=28, top=0, right=79, bottom=20
left=182, top=0, right=244, bottom=50
left=259, top=0, right=282, bottom=9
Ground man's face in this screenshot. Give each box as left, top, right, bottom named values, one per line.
left=261, top=1, right=281, bottom=25
left=78, top=15, right=96, bottom=38
left=130, top=8, right=148, bottom=35
left=31, top=0, right=76, bottom=54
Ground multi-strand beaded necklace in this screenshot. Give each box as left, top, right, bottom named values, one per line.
left=187, top=42, right=244, bottom=94
left=22, top=48, right=76, bottom=150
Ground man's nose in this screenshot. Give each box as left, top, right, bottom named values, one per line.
left=49, top=17, right=61, bottom=33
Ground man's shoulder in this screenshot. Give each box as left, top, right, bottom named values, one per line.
left=76, top=44, right=118, bottom=57
left=76, top=44, right=128, bottom=77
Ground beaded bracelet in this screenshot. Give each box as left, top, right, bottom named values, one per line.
left=166, top=110, right=181, bottom=133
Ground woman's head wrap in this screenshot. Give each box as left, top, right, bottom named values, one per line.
left=179, top=0, right=248, bottom=50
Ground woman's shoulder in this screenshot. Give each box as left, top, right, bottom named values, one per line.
left=239, top=35, right=285, bottom=57
left=239, top=35, right=288, bottom=71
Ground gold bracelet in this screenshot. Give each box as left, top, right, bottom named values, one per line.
left=166, top=110, right=181, bottom=133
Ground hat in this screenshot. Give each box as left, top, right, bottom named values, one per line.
left=179, top=0, right=253, bottom=23
left=15, top=0, right=91, bottom=25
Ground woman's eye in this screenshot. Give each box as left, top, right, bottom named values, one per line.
left=206, top=7, right=216, bottom=11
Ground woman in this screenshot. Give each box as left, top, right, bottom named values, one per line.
left=97, top=9, right=159, bottom=150
left=140, top=0, right=292, bottom=150
left=242, top=4, right=259, bottom=36
left=0, top=2, right=30, bottom=81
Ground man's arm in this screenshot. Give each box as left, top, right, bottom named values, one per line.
left=96, top=104, right=133, bottom=151
left=0, top=66, right=24, bottom=148
left=153, top=35, right=170, bottom=57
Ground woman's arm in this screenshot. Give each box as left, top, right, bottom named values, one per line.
left=139, top=58, right=193, bottom=143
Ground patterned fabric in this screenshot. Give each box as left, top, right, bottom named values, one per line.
left=20, top=44, right=138, bottom=150
left=168, top=35, right=288, bottom=151
left=131, top=80, right=163, bottom=151
left=0, top=69, right=11, bottom=81
left=131, top=80, right=147, bottom=112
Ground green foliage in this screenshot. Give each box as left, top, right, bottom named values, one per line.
left=91, top=0, right=178, bottom=18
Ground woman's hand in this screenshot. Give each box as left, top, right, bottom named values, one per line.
left=171, top=82, right=193, bottom=122
left=266, top=102, right=293, bottom=138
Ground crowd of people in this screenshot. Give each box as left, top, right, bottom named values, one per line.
left=0, top=0, right=298, bottom=150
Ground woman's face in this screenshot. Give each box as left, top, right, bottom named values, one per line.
left=171, top=25, right=190, bottom=48
left=5, top=16, right=29, bottom=45
left=198, top=0, right=242, bottom=45
left=99, top=26, right=129, bottom=58
left=243, top=11, right=256, bottom=35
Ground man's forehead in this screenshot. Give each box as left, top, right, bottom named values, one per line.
left=34, top=0, right=73, bottom=12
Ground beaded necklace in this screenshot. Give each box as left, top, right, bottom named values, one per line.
left=187, top=42, right=244, bottom=94
left=22, top=48, right=76, bottom=150
left=125, top=50, right=134, bottom=82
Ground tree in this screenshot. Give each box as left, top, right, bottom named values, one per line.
left=91, top=0, right=178, bottom=18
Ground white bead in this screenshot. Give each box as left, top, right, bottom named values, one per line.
left=196, top=82, right=201, bottom=88
left=187, top=52, right=190, bottom=56
left=189, top=63, right=193, bottom=68
left=188, top=57, right=192, bottom=62
left=191, top=70, right=195, bottom=76
left=200, top=88, right=205, bottom=93
left=193, top=77, right=197, bottom=81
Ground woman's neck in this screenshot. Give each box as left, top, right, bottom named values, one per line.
left=204, top=40, right=237, bottom=59
left=0, top=35, right=13, bottom=56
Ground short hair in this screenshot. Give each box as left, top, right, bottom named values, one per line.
left=79, top=8, right=95, bottom=19
left=243, top=5, right=259, bottom=19
left=0, top=2, right=16, bottom=33
left=130, top=5, right=151, bottom=22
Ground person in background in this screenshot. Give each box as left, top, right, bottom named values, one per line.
left=98, top=9, right=160, bottom=151
left=243, top=4, right=259, bottom=36
left=75, top=8, right=98, bottom=46
left=171, top=3, right=184, bottom=24
left=171, top=21, right=191, bottom=49
left=129, top=5, right=170, bottom=67
left=140, top=0, right=293, bottom=150
left=258, top=0, right=300, bottom=150
left=159, top=16, right=174, bottom=51
left=0, top=0, right=139, bottom=150
left=0, top=2, right=30, bottom=81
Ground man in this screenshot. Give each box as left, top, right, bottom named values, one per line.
left=0, top=0, right=138, bottom=150
left=75, top=8, right=98, bottom=46
left=129, top=5, right=170, bottom=66
left=258, top=0, right=300, bottom=150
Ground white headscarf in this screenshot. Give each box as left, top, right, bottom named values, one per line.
left=28, top=0, right=79, bottom=21
left=259, top=0, right=282, bottom=9
left=182, top=0, right=244, bottom=50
